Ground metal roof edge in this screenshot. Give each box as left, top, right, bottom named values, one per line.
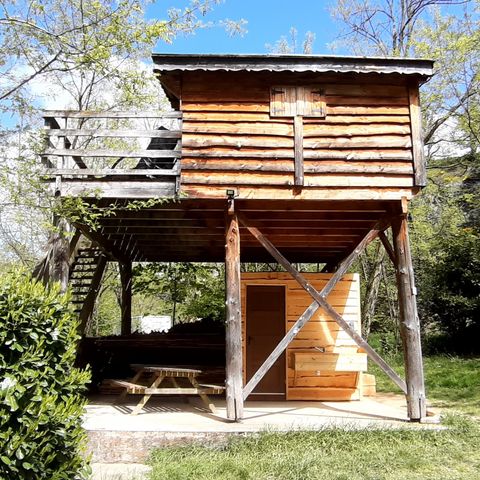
left=151, top=53, right=434, bottom=77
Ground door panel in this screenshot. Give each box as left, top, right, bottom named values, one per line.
left=246, top=285, right=286, bottom=398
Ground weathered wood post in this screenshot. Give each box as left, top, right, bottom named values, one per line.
left=50, top=217, right=71, bottom=293
left=119, top=261, right=133, bottom=336
left=225, top=200, right=244, bottom=421
left=392, top=213, right=426, bottom=421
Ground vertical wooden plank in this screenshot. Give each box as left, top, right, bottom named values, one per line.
left=270, top=87, right=287, bottom=117
left=408, top=84, right=426, bottom=187
left=294, top=115, right=304, bottom=187
left=225, top=211, right=243, bottom=421
left=296, top=86, right=306, bottom=116
left=391, top=214, right=426, bottom=421
left=120, top=261, right=132, bottom=336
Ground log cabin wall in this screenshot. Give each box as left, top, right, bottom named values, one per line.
left=241, top=272, right=369, bottom=401
left=178, top=70, right=420, bottom=201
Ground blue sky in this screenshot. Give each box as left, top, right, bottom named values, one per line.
left=149, top=0, right=340, bottom=55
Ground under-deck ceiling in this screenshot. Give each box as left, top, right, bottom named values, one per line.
left=82, top=199, right=400, bottom=264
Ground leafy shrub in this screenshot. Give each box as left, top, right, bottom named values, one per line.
left=0, top=273, right=90, bottom=479
left=419, top=229, right=480, bottom=354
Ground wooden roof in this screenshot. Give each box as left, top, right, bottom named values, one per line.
left=152, top=53, right=434, bottom=78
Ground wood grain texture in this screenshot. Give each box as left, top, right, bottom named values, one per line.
left=179, top=72, right=418, bottom=200
left=408, top=86, right=426, bottom=187
left=225, top=212, right=244, bottom=420
left=241, top=272, right=368, bottom=401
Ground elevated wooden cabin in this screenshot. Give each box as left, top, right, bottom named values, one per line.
left=40, top=54, right=434, bottom=422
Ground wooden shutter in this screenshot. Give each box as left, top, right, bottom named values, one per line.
left=270, top=86, right=296, bottom=117
left=302, top=87, right=326, bottom=118
left=270, top=86, right=326, bottom=118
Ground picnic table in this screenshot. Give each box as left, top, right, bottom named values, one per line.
left=108, top=365, right=224, bottom=415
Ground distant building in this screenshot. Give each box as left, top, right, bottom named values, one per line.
left=139, top=315, right=172, bottom=333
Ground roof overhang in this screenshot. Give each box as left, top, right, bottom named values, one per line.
left=152, top=53, right=434, bottom=78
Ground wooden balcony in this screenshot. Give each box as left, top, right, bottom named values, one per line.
left=41, top=110, right=182, bottom=198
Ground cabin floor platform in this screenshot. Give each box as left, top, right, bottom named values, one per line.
left=84, top=394, right=441, bottom=463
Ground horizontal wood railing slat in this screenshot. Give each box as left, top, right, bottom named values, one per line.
left=49, top=168, right=179, bottom=176
left=45, top=129, right=182, bottom=138
left=42, top=110, right=182, bottom=119
left=43, top=148, right=182, bottom=158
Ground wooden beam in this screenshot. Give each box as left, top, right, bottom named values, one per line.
left=239, top=215, right=407, bottom=399
left=49, top=168, right=179, bottom=177
left=408, top=85, right=426, bottom=187
left=43, top=110, right=182, bottom=119
left=294, top=115, right=304, bottom=186
left=73, top=223, right=133, bottom=263
left=225, top=209, right=243, bottom=421
left=78, top=255, right=107, bottom=334
left=45, top=129, right=181, bottom=138
left=44, top=148, right=181, bottom=159
left=392, top=214, right=426, bottom=421
left=119, top=261, right=132, bottom=336
left=379, top=230, right=396, bottom=264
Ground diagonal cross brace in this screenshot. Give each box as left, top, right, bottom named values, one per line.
left=239, top=215, right=407, bottom=399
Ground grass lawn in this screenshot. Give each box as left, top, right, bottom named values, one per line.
left=148, top=355, right=480, bottom=480
left=371, top=355, right=480, bottom=417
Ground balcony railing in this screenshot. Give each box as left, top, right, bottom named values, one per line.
left=41, top=110, right=182, bottom=197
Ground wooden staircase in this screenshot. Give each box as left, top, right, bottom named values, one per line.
left=69, top=244, right=107, bottom=332
left=69, top=243, right=107, bottom=333
left=33, top=227, right=108, bottom=334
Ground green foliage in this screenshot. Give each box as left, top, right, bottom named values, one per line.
left=149, top=415, right=480, bottom=480
left=0, top=272, right=90, bottom=479
left=424, top=229, right=480, bottom=343
left=56, top=197, right=173, bottom=232
left=134, top=263, right=225, bottom=324
left=409, top=168, right=480, bottom=353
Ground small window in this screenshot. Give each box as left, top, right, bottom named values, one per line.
left=270, top=86, right=326, bottom=118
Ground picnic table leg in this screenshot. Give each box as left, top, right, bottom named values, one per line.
left=169, top=377, right=189, bottom=404
left=131, top=375, right=165, bottom=415
left=116, top=370, right=144, bottom=404
left=189, top=377, right=217, bottom=414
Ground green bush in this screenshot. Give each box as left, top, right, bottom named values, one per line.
left=0, top=273, right=90, bottom=479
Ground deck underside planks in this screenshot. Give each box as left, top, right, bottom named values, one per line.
left=72, top=198, right=401, bottom=263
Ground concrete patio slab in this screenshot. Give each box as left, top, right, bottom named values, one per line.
left=84, top=394, right=441, bottom=462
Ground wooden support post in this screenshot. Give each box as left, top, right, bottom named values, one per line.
left=51, top=217, right=72, bottom=293
left=225, top=206, right=243, bottom=421
left=392, top=214, right=426, bottom=421
left=293, top=115, right=304, bottom=187
left=239, top=215, right=407, bottom=399
left=120, top=261, right=132, bottom=336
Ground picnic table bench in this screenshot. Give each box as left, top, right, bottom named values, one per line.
left=108, top=365, right=224, bottom=415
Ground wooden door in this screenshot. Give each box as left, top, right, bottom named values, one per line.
left=246, top=285, right=286, bottom=399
